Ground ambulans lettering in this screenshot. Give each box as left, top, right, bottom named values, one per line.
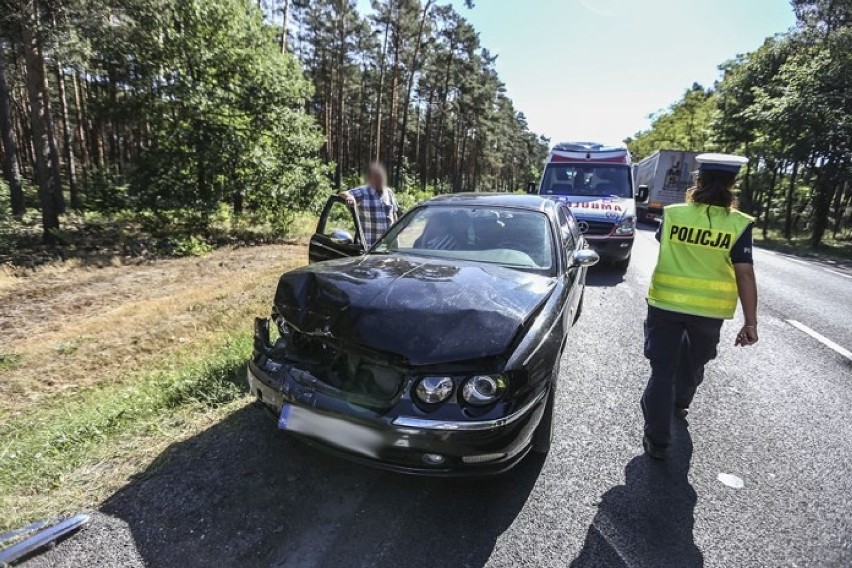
left=563, top=201, right=623, bottom=212
left=668, top=224, right=733, bottom=250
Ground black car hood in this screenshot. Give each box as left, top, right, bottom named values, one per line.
left=274, top=254, right=556, bottom=365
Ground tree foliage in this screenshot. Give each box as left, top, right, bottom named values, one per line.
left=0, top=0, right=546, bottom=246
left=280, top=0, right=548, bottom=193
left=625, top=83, right=715, bottom=162
left=626, top=1, right=852, bottom=247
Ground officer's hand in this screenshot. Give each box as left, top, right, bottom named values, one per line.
left=735, top=325, right=758, bottom=347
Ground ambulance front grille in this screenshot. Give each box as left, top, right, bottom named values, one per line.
left=580, top=221, right=614, bottom=236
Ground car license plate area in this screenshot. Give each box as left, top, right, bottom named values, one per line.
left=278, top=403, right=384, bottom=459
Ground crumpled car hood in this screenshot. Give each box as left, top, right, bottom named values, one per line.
left=274, top=254, right=556, bottom=365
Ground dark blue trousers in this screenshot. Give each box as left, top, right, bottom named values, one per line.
left=642, top=305, right=723, bottom=447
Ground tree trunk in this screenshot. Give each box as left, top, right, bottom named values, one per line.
left=334, top=19, right=345, bottom=191
left=356, top=61, right=368, bottom=172
left=55, top=64, right=79, bottom=209
left=783, top=160, right=799, bottom=239
left=762, top=161, right=780, bottom=240
left=35, top=37, right=66, bottom=214
left=841, top=184, right=852, bottom=238
left=433, top=39, right=455, bottom=187
left=394, top=0, right=432, bottom=189
left=741, top=143, right=753, bottom=214
left=280, top=0, right=290, bottom=53
left=21, top=21, right=60, bottom=243
left=374, top=19, right=390, bottom=161
left=830, top=180, right=846, bottom=238
left=420, top=87, right=434, bottom=190
left=385, top=11, right=401, bottom=173
left=72, top=70, right=90, bottom=192
left=15, top=85, right=35, bottom=183
left=810, top=163, right=834, bottom=247
left=0, top=44, right=25, bottom=216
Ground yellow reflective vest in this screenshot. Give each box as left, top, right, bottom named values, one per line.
left=648, top=203, right=754, bottom=319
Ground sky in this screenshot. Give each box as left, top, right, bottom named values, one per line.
left=356, top=0, right=797, bottom=145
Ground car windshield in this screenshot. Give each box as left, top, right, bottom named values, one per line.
left=540, top=164, right=632, bottom=198
left=372, top=205, right=555, bottom=272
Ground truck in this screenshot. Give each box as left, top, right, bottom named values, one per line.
left=633, top=150, right=700, bottom=223
left=534, top=141, right=644, bottom=269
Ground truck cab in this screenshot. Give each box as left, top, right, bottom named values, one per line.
left=535, top=142, right=641, bottom=269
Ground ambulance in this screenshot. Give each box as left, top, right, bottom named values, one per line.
left=535, top=141, right=644, bottom=269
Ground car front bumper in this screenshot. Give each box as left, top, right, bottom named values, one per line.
left=247, top=360, right=548, bottom=476
left=585, top=235, right=634, bottom=260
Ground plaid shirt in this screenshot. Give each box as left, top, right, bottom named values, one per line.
left=349, top=185, right=398, bottom=247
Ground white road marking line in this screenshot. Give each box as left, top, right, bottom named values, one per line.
left=786, top=320, right=852, bottom=362
left=824, top=269, right=852, bottom=280
left=770, top=253, right=852, bottom=279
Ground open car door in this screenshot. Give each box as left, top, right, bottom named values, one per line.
left=308, top=196, right=367, bottom=263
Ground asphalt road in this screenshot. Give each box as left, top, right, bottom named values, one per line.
left=26, top=227, right=852, bottom=568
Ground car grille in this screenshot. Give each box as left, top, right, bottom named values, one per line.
left=580, top=220, right=614, bottom=236
left=286, top=331, right=405, bottom=406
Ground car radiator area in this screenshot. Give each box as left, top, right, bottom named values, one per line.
left=257, top=318, right=406, bottom=410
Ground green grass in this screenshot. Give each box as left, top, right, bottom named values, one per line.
left=0, top=353, right=23, bottom=372
left=0, top=207, right=319, bottom=268
left=0, top=332, right=254, bottom=529
left=753, top=229, right=852, bottom=263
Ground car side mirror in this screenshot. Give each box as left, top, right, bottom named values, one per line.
left=636, top=185, right=649, bottom=202
left=526, top=181, right=537, bottom=195
left=572, top=249, right=600, bottom=268
left=330, top=228, right=354, bottom=245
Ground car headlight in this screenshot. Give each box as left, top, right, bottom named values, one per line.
left=615, top=217, right=636, bottom=235
left=415, top=376, right=454, bottom=404
left=461, top=375, right=507, bottom=406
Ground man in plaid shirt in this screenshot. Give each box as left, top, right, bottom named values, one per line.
left=338, top=163, right=399, bottom=247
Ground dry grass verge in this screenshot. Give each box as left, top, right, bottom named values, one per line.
left=0, top=244, right=305, bottom=529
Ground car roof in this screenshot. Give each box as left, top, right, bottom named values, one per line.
left=420, top=192, right=558, bottom=213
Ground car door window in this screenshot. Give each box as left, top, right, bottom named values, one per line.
left=558, top=207, right=577, bottom=251
left=323, top=199, right=360, bottom=245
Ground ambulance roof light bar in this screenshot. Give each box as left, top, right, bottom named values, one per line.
left=552, top=141, right=627, bottom=153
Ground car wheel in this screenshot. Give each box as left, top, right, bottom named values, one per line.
left=531, top=386, right=555, bottom=454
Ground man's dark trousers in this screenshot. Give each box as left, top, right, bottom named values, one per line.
left=642, top=305, right=724, bottom=448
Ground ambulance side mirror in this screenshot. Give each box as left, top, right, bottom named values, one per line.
left=526, top=181, right=537, bottom=195
left=636, top=185, right=649, bottom=202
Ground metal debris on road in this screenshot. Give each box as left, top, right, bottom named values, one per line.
left=717, top=473, right=745, bottom=489
left=0, top=514, right=90, bottom=566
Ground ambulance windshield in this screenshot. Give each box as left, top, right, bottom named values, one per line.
left=540, top=164, right=632, bottom=198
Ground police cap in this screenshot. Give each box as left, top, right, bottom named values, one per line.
left=695, top=153, right=748, bottom=174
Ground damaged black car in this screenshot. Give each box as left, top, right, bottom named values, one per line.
left=248, top=194, right=599, bottom=475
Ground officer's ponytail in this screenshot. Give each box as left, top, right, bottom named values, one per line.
left=687, top=171, right=738, bottom=209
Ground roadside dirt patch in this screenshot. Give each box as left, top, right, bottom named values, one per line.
left=0, top=244, right=306, bottom=417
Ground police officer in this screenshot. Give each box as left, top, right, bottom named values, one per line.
left=642, top=153, right=759, bottom=460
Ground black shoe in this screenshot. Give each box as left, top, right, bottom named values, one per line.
left=643, top=434, right=666, bottom=460
left=675, top=407, right=689, bottom=420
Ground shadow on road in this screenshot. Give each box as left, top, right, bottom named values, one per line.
left=570, top=425, right=702, bottom=568
left=101, top=403, right=543, bottom=568
left=585, top=263, right=627, bottom=287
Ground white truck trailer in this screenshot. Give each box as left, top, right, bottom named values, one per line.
left=634, top=150, right=700, bottom=223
